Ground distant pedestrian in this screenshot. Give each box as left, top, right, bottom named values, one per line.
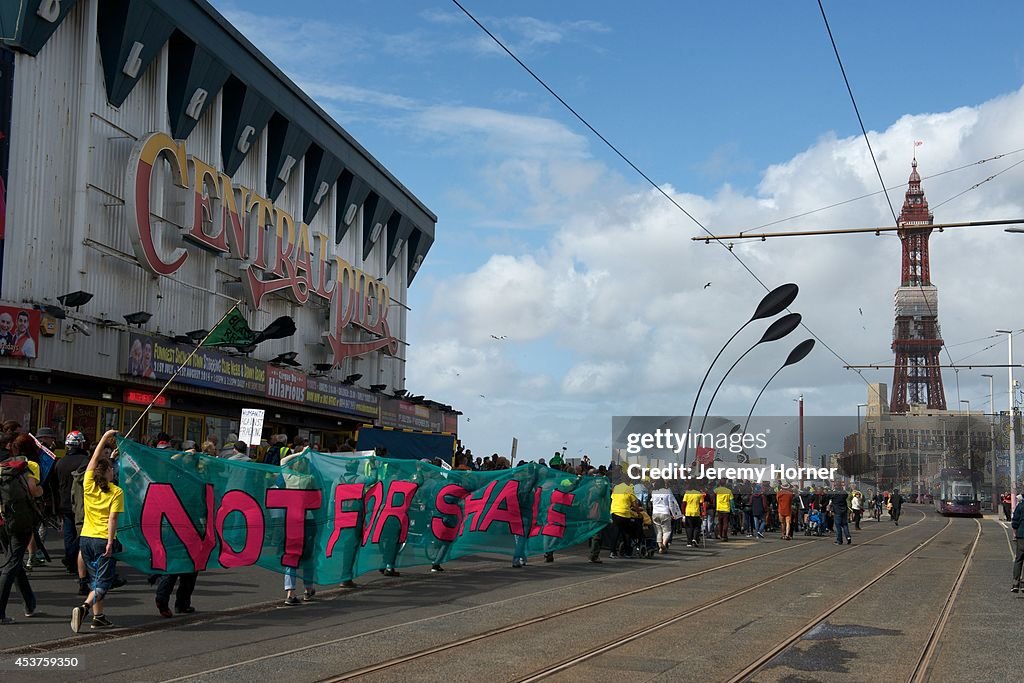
left=889, top=488, right=904, bottom=525
left=714, top=481, right=733, bottom=541
left=750, top=485, right=768, bottom=539
left=850, top=490, right=864, bottom=530
left=1012, top=494, right=1024, bottom=593
left=776, top=484, right=795, bottom=540
left=1002, top=492, right=1013, bottom=521
left=830, top=486, right=851, bottom=545
left=683, top=485, right=703, bottom=547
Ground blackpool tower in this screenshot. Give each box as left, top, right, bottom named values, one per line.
left=890, top=158, right=947, bottom=413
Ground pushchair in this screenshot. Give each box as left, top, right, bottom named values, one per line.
left=636, top=510, right=657, bottom=558
left=805, top=508, right=825, bottom=536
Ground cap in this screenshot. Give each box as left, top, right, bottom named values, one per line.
left=233, top=440, right=248, bottom=453
left=182, top=440, right=196, bottom=451
left=36, top=427, right=57, bottom=439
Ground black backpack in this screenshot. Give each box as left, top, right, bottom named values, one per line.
left=0, top=459, right=42, bottom=536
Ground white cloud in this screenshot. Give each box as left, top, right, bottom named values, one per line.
left=414, top=106, right=589, bottom=158
left=562, top=362, right=628, bottom=395
left=298, top=81, right=417, bottom=111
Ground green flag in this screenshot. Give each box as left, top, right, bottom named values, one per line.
left=202, top=307, right=257, bottom=347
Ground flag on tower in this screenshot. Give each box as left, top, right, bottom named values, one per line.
left=914, top=140, right=924, bottom=146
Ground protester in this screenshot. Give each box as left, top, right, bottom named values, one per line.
left=610, top=482, right=640, bottom=558
left=0, top=445, right=43, bottom=624
left=712, top=480, right=733, bottom=542
left=71, top=429, right=124, bottom=632
left=280, top=448, right=318, bottom=603
left=264, top=434, right=290, bottom=467
left=227, top=441, right=251, bottom=461
left=749, top=485, right=768, bottom=539
left=1001, top=491, right=1013, bottom=522
left=8, top=435, right=45, bottom=570
left=650, top=486, right=681, bottom=553
left=55, top=431, right=91, bottom=592
left=776, top=484, right=795, bottom=540
left=682, top=484, right=703, bottom=547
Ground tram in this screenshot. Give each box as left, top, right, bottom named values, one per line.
left=932, top=468, right=982, bottom=516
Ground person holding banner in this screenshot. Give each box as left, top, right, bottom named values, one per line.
left=280, top=448, right=320, bottom=605
left=71, top=429, right=124, bottom=632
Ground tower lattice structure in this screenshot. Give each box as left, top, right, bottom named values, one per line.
left=890, top=158, right=946, bottom=413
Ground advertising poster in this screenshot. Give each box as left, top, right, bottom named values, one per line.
left=0, top=305, right=40, bottom=358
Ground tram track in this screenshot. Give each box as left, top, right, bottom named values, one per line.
left=512, top=510, right=936, bottom=683
left=155, top=532, right=815, bottom=683
left=722, top=516, right=981, bottom=683
left=311, top=510, right=928, bottom=683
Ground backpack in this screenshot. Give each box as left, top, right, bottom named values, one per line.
left=0, top=459, right=42, bottom=536
left=71, top=465, right=88, bottom=532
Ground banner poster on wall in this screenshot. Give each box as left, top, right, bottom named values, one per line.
left=0, top=305, right=40, bottom=358
left=115, top=438, right=611, bottom=582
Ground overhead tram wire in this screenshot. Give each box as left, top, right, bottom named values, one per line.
left=952, top=329, right=1023, bottom=366
left=450, top=0, right=871, bottom=388
left=931, top=155, right=1024, bottom=210
left=817, top=1, right=899, bottom=226
left=816, top=0, right=959, bottom=402
left=739, top=147, right=1024, bottom=235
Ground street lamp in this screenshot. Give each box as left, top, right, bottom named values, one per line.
left=997, top=329, right=1017, bottom=497
left=857, top=402, right=867, bottom=453
left=683, top=283, right=799, bottom=465
left=742, top=339, right=816, bottom=433
left=960, top=399, right=972, bottom=470
left=698, top=312, right=802, bottom=433
left=982, top=373, right=996, bottom=511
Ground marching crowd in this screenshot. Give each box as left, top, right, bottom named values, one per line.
left=600, top=477, right=908, bottom=560
left=3, top=422, right=1024, bottom=636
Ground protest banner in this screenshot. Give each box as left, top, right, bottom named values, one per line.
left=115, top=438, right=610, bottom=582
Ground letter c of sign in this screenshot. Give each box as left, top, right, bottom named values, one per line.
left=237, top=125, right=255, bottom=154
left=37, top=0, right=61, bottom=22
left=627, top=463, right=642, bottom=480
left=126, top=132, right=190, bottom=276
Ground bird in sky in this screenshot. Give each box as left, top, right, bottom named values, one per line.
left=704, top=282, right=712, bottom=289
left=858, top=307, right=863, bottom=315
left=490, top=334, right=507, bottom=340
left=479, top=394, right=486, bottom=398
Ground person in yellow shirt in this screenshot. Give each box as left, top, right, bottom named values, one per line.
left=71, top=429, right=124, bottom=633
left=714, top=481, right=734, bottom=541
left=682, top=485, right=703, bottom=547
left=610, top=482, right=639, bottom=558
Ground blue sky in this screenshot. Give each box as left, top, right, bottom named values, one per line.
left=212, top=1, right=1024, bottom=463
